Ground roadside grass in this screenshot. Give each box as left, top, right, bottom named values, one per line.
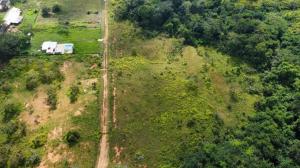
left=69, top=99, right=101, bottom=167
left=109, top=22, right=261, bottom=167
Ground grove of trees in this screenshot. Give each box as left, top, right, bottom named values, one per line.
left=0, top=33, right=30, bottom=63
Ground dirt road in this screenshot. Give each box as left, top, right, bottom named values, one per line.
left=96, top=0, right=109, bottom=167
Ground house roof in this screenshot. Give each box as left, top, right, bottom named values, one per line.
left=4, top=7, right=23, bottom=25
left=0, top=0, right=9, bottom=4
left=42, top=41, right=57, bottom=51
left=63, top=43, right=74, bottom=53
left=41, top=42, right=74, bottom=54
left=55, top=44, right=65, bottom=54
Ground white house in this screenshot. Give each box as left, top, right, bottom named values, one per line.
left=41, top=41, right=58, bottom=54
left=0, top=0, right=10, bottom=12
left=41, top=41, right=74, bottom=54
left=4, top=7, right=23, bottom=25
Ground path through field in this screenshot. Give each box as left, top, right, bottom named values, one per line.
left=96, top=0, right=109, bottom=167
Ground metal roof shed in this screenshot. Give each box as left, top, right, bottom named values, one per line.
left=4, top=7, right=23, bottom=25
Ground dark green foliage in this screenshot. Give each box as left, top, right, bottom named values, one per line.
left=0, top=146, right=9, bottom=168
left=68, top=85, right=80, bottom=103
left=2, top=102, right=21, bottom=122
left=52, top=4, right=61, bottom=13
left=26, top=153, right=40, bottom=166
left=41, top=7, right=50, bottom=17
left=57, top=25, right=69, bottom=35
left=0, top=33, right=30, bottom=63
left=117, top=0, right=297, bottom=69
left=31, top=135, right=47, bottom=149
left=8, top=152, right=25, bottom=168
left=10, top=0, right=26, bottom=5
left=64, top=130, right=80, bottom=146
left=25, top=70, right=39, bottom=90
left=0, top=83, right=12, bottom=94
left=39, top=68, right=64, bottom=84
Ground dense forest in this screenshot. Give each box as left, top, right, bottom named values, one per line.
left=115, top=0, right=300, bottom=167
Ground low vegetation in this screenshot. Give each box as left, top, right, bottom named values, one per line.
left=68, top=85, right=80, bottom=103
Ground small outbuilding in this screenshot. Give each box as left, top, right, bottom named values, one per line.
left=4, top=7, right=23, bottom=25
left=63, top=43, right=74, bottom=54
left=0, top=0, right=10, bottom=12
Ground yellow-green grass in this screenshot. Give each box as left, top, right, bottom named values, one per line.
left=108, top=23, right=261, bottom=167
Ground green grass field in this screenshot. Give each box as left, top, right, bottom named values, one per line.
left=11, top=0, right=103, bottom=55
left=109, top=22, right=261, bottom=167
left=31, top=25, right=101, bottom=54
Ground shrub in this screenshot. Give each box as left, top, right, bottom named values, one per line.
left=229, top=88, right=239, bottom=102
left=8, top=152, right=25, bottom=168
left=47, top=87, right=57, bottom=110
left=68, top=85, right=80, bottom=103
left=9, top=122, right=26, bottom=141
left=52, top=4, right=61, bottom=13
left=0, top=33, right=30, bottom=62
left=3, top=102, right=21, bottom=122
left=26, top=71, right=39, bottom=90
left=57, top=25, right=69, bottom=35
left=26, top=153, right=40, bottom=166
left=39, top=68, right=63, bottom=84
left=0, top=146, right=10, bottom=168
left=1, top=82, right=12, bottom=94
left=64, top=131, right=80, bottom=146
left=31, top=135, right=47, bottom=149
left=41, top=7, right=50, bottom=17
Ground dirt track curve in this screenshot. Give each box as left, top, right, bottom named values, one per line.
left=96, top=0, right=109, bottom=167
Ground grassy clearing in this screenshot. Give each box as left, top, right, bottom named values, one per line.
left=31, top=25, right=101, bottom=54
left=109, top=22, right=261, bottom=167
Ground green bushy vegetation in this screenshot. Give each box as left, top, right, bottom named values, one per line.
left=0, top=58, right=64, bottom=167
left=68, top=85, right=80, bottom=103
left=64, top=130, right=80, bottom=146
left=112, top=0, right=300, bottom=167
left=0, top=33, right=30, bottom=63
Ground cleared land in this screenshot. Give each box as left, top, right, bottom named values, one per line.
left=108, top=22, right=260, bottom=167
